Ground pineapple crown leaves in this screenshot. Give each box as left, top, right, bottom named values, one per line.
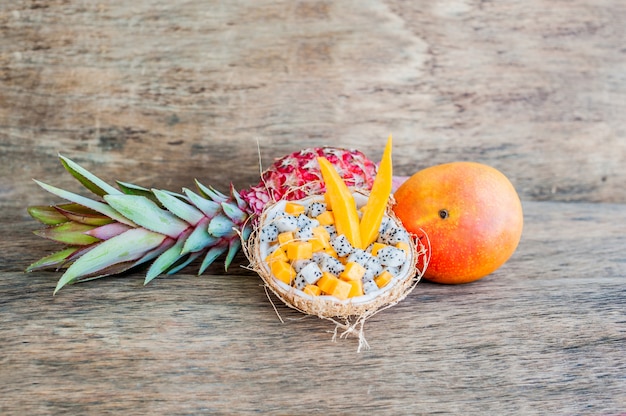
left=27, top=155, right=252, bottom=294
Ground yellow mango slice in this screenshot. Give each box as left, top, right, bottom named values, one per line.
left=317, top=157, right=363, bottom=249
left=360, top=135, right=393, bottom=248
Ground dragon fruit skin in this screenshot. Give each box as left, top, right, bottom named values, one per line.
left=241, top=147, right=377, bottom=215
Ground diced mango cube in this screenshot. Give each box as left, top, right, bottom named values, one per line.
left=316, top=272, right=339, bottom=294
left=347, top=279, right=364, bottom=298
left=285, top=202, right=305, bottom=215
left=370, top=242, right=388, bottom=257
left=374, top=270, right=394, bottom=288
left=270, top=260, right=296, bottom=285
left=339, top=261, right=366, bottom=281
left=395, top=241, right=410, bottom=255
left=331, top=279, right=352, bottom=300
left=265, top=247, right=288, bottom=264
left=303, top=284, right=322, bottom=296
left=286, top=241, right=313, bottom=261
left=316, top=211, right=335, bottom=226
left=311, top=226, right=330, bottom=247
left=277, top=231, right=295, bottom=245
left=311, top=238, right=326, bottom=253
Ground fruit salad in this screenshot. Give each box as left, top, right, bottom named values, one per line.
left=259, top=194, right=415, bottom=304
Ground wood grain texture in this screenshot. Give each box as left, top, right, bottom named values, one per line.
left=1, top=1, right=626, bottom=414
left=1, top=201, right=625, bottom=415
left=1, top=0, right=625, bottom=212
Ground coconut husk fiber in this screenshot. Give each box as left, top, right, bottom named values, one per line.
left=243, top=194, right=430, bottom=351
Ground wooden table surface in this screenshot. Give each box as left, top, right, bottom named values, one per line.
left=1, top=1, right=625, bottom=414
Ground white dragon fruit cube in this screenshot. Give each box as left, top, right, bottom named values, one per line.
left=365, top=255, right=383, bottom=276
left=378, top=216, right=393, bottom=236
left=260, top=223, right=279, bottom=243
left=377, top=225, right=394, bottom=244
left=379, top=225, right=410, bottom=245
left=297, top=213, right=319, bottom=229
left=376, top=246, right=407, bottom=267
left=390, top=228, right=410, bottom=245
left=296, top=213, right=309, bottom=228
left=298, top=262, right=323, bottom=285
left=330, top=234, right=353, bottom=257
left=363, top=279, right=379, bottom=295
left=295, top=226, right=314, bottom=241
left=312, top=251, right=329, bottom=263
left=294, top=273, right=307, bottom=290
left=307, top=202, right=327, bottom=217
left=292, top=259, right=313, bottom=273
left=275, top=214, right=298, bottom=232
left=317, top=254, right=345, bottom=275
left=347, top=249, right=370, bottom=267
left=362, top=269, right=376, bottom=283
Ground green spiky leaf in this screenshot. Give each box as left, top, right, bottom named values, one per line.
left=195, top=180, right=228, bottom=203
left=208, top=214, right=236, bottom=238
left=26, top=247, right=81, bottom=272
left=230, top=185, right=248, bottom=211
left=33, top=180, right=136, bottom=227
left=153, top=189, right=204, bottom=226
left=221, top=201, right=247, bottom=224
left=104, top=194, right=189, bottom=238
left=144, top=228, right=192, bottom=284
left=55, top=228, right=167, bottom=294
left=240, top=222, right=253, bottom=242
left=28, top=205, right=70, bottom=225
left=183, top=188, right=221, bottom=217
left=116, top=181, right=161, bottom=204
left=55, top=204, right=114, bottom=226
left=224, top=238, right=241, bottom=270
left=181, top=217, right=217, bottom=254
left=34, top=222, right=100, bottom=245
left=124, top=238, right=174, bottom=275
left=59, top=155, right=122, bottom=197
left=199, top=244, right=228, bottom=275
left=167, top=251, right=202, bottom=275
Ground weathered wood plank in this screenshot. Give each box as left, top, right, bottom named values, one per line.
left=1, top=200, right=625, bottom=414
left=1, top=1, right=626, bottom=413
left=1, top=0, right=625, bottom=211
